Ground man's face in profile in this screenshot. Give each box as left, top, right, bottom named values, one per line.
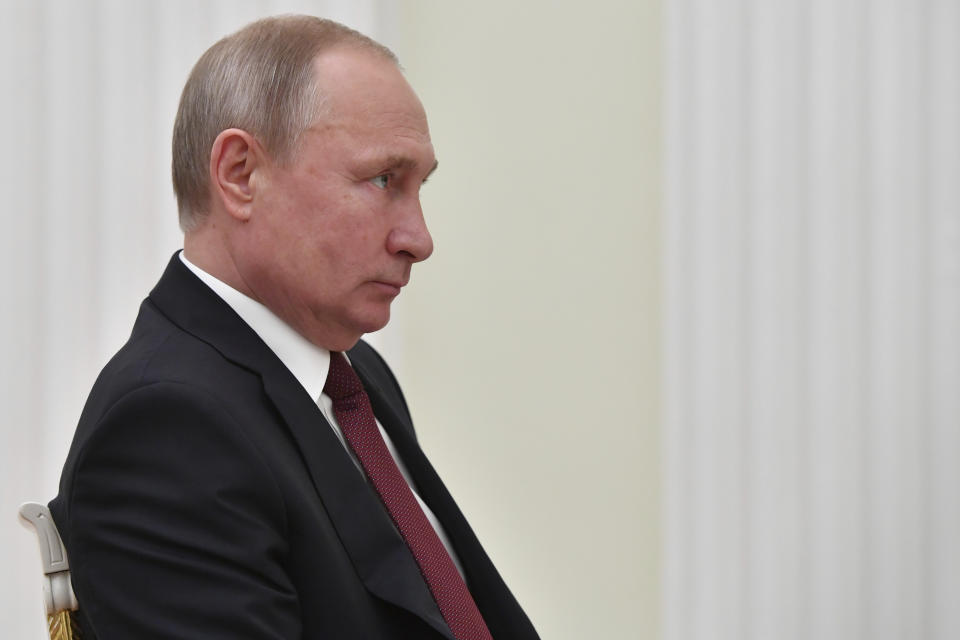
left=238, top=47, right=437, bottom=350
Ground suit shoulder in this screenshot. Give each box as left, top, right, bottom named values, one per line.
left=62, top=301, right=263, bottom=476
left=93, top=299, right=257, bottom=406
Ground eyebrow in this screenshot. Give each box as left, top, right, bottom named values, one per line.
left=377, top=155, right=439, bottom=180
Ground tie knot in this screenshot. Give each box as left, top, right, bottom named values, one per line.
left=323, top=351, right=365, bottom=402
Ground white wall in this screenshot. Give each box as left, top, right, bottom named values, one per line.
left=388, top=3, right=663, bottom=639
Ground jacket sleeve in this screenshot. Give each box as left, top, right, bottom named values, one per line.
left=58, top=381, right=301, bottom=639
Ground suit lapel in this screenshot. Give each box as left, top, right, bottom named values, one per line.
left=351, top=353, right=538, bottom=639
left=148, top=254, right=455, bottom=640
left=257, top=374, right=454, bottom=639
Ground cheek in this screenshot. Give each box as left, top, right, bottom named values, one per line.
left=323, top=202, right=385, bottom=260
left=276, top=185, right=390, bottom=278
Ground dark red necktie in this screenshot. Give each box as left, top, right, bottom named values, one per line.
left=324, top=352, right=494, bottom=640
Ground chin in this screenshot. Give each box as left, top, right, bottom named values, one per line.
left=305, top=304, right=392, bottom=351
left=359, top=313, right=391, bottom=336
left=325, top=307, right=391, bottom=347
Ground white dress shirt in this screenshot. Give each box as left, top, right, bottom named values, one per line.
left=179, top=252, right=464, bottom=577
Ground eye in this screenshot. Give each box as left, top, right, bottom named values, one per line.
left=370, top=174, right=390, bottom=189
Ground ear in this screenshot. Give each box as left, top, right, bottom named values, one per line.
left=209, top=128, right=263, bottom=222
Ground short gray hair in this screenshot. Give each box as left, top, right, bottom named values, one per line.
left=172, top=15, right=397, bottom=232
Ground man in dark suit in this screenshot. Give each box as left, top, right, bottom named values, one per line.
left=49, top=15, right=539, bottom=639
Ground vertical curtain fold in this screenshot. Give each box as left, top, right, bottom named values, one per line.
left=666, top=1, right=960, bottom=639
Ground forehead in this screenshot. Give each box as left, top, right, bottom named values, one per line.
left=299, top=48, right=434, bottom=172
left=312, top=48, right=430, bottom=137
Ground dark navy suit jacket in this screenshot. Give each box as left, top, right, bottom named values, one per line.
left=50, top=254, right=539, bottom=639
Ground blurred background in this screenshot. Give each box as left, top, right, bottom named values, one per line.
left=0, top=1, right=955, bottom=639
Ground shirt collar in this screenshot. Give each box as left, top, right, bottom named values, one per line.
left=179, top=251, right=330, bottom=401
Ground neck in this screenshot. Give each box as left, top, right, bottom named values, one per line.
left=183, top=227, right=257, bottom=302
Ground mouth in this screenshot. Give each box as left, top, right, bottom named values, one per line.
left=371, top=280, right=405, bottom=296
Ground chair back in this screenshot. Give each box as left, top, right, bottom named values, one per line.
left=19, top=502, right=80, bottom=640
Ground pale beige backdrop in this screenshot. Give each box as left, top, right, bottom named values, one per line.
left=379, top=3, right=663, bottom=638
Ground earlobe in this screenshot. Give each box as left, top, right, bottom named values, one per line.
left=209, top=128, right=260, bottom=222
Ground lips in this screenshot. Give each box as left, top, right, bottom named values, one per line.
left=371, top=280, right=405, bottom=295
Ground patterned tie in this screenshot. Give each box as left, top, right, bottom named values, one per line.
left=324, top=352, right=494, bottom=640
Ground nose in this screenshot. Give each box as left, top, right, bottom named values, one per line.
left=387, top=198, right=434, bottom=263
